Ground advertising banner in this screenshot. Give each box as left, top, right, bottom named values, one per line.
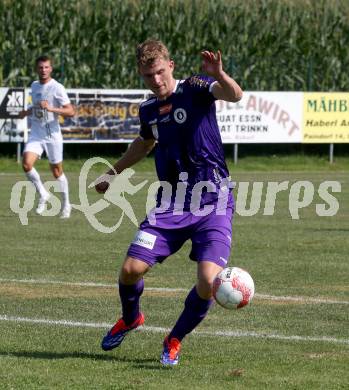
left=0, top=88, right=25, bottom=119
left=0, top=88, right=26, bottom=142
left=217, top=92, right=303, bottom=143
left=1, top=88, right=348, bottom=144
left=61, top=89, right=150, bottom=142
left=302, top=93, right=349, bottom=143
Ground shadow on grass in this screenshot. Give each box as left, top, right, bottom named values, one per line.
left=0, top=350, right=161, bottom=368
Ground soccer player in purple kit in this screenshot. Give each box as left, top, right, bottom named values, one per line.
left=95, top=39, right=243, bottom=366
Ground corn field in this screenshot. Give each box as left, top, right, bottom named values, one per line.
left=1, top=0, right=349, bottom=91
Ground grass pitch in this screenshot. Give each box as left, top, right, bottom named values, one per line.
left=0, top=156, right=348, bottom=389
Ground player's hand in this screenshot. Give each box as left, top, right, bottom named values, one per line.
left=201, top=50, right=223, bottom=78
left=90, top=172, right=115, bottom=194
left=39, top=100, right=49, bottom=110
left=18, top=110, right=28, bottom=119
left=95, top=181, right=110, bottom=194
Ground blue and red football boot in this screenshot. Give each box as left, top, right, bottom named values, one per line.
left=101, top=312, right=145, bottom=351
left=160, top=336, right=181, bottom=366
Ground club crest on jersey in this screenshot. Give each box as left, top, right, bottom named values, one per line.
left=174, top=108, right=187, bottom=124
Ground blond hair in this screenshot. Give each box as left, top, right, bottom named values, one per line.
left=136, top=39, right=170, bottom=67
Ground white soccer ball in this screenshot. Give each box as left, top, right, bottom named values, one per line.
left=213, top=267, right=255, bottom=309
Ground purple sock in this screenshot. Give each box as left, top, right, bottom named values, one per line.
left=119, top=279, right=144, bottom=325
left=168, top=286, right=213, bottom=341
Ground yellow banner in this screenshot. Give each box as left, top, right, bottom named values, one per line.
left=303, top=93, right=349, bottom=143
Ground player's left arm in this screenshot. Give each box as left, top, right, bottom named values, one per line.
left=201, top=50, right=243, bottom=103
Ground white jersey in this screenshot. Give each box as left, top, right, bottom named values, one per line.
left=29, top=78, right=70, bottom=139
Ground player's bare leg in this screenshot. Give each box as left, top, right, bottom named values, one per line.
left=22, top=151, right=50, bottom=214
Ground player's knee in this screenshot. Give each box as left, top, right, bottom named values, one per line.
left=196, top=279, right=214, bottom=300
left=119, top=268, right=141, bottom=284
left=22, top=161, right=32, bottom=172
left=119, top=259, right=148, bottom=284
left=52, top=167, right=62, bottom=178
left=197, top=262, right=223, bottom=299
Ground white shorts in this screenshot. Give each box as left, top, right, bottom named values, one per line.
left=24, top=137, right=63, bottom=164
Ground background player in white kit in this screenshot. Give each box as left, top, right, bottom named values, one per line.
left=19, top=55, right=75, bottom=218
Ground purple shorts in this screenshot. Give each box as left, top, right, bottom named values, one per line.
left=127, top=201, right=234, bottom=268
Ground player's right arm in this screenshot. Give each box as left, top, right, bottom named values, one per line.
left=109, top=136, right=155, bottom=174
left=95, top=136, right=155, bottom=193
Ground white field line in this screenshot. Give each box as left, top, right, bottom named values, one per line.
left=0, top=314, right=348, bottom=345
left=1, top=172, right=348, bottom=176
left=0, top=278, right=183, bottom=293
left=0, top=172, right=157, bottom=178
left=0, top=277, right=348, bottom=305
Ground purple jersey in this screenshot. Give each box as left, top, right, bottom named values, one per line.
left=139, top=74, right=230, bottom=209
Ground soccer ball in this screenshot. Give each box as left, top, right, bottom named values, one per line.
left=213, top=267, right=255, bottom=309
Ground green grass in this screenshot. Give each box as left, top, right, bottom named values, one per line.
left=0, top=157, right=348, bottom=389
left=1, top=154, right=349, bottom=173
